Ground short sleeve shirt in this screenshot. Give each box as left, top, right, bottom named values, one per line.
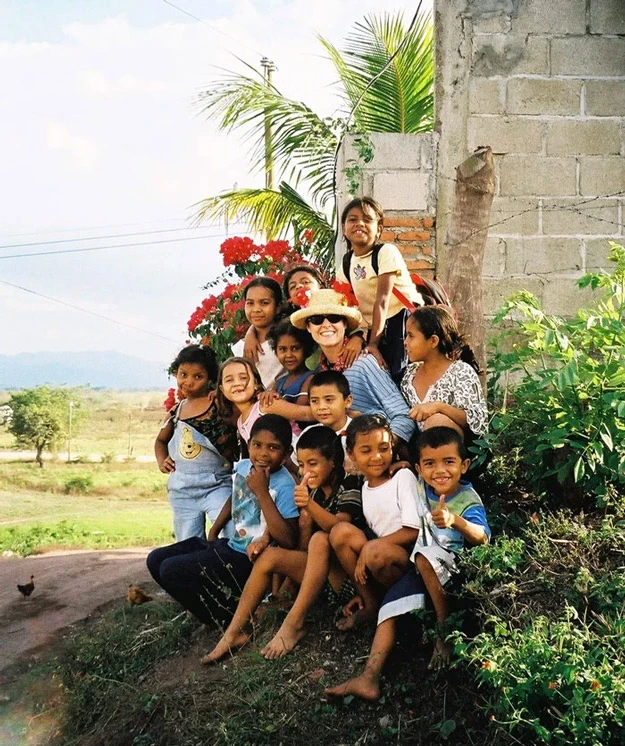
left=362, top=468, right=421, bottom=537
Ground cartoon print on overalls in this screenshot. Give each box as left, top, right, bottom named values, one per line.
left=179, top=426, right=202, bottom=459
left=354, top=263, right=367, bottom=280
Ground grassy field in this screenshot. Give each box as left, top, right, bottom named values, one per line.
left=0, top=390, right=175, bottom=554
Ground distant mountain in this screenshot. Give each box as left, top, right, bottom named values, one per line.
left=0, top=351, right=170, bottom=390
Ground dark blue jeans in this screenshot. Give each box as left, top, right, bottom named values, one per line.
left=146, top=537, right=252, bottom=626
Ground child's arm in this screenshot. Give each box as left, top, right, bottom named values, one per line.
left=294, top=473, right=351, bottom=534
left=247, top=529, right=271, bottom=561
left=366, top=271, right=397, bottom=368
left=242, top=325, right=264, bottom=363
left=246, top=467, right=298, bottom=549
left=430, top=495, right=489, bottom=546
left=408, top=401, right=468, bottom=430
left=262, top=398, right=314, bottom=423
left=207, top=497, right=232, bottom=541
left=155, top=416, right=175, bottom=474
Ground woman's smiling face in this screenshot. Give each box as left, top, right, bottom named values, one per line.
left=306, top=315, right=347, bottom=349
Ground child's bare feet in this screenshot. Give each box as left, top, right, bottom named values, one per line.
left=261, top=621, right=307, bottom=659
left=335, top=606, right=376, bottom=631
left=427, top=638, right=452, bottom=670
left=201, top=630, right=250, bottom=665
left=324, top=672, right=380, bottom=702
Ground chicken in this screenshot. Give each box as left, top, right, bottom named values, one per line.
left=127, top=584, right=152, bottom=605
left=17, top=575, right=35, bottom=598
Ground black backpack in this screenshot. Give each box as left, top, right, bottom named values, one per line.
left=341, top=244, right=453, bottom=310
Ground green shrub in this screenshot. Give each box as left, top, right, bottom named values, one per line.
left=64, top=475, right=94, bottom=494
left=486, top=242, right=625, bottom=507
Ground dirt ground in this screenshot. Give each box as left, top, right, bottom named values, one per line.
left=0, top=547, right=156, bottom=675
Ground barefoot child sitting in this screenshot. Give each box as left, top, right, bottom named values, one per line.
left=202, top=426, right=361, bottom=664
left=325, top=426, right=491, bottom=702
left=329, top=414, right=421, bottom=631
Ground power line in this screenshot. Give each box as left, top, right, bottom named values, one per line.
left=0, top=278, right=180, bottom=342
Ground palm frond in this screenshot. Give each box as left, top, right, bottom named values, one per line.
left=319, top=12, right=434, bottom=133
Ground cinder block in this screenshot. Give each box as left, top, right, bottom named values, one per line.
left=542, top=199, right=620, bottom=235
left=468, top=78, right=502, bottom=114
left=506, top=78, right=581, bottom=116
left=580, top=157, right=625, bottom=196
left=483, top=236, right=506, bottom=276
left=468, top=115, right=543, bottom=154
left=542, top=278, right=598, bottom=316
left=472, top=33, right=548, bottom=76
left=372, top=172, right=431, bottom=211
left=586, top=237, right=623, bottom=271
left=590, top=0, right=625, bottom=34
left=505, top=237, right=583, bottom=275
left=546, top=120, right=621, bottom=156
left=367, top=133, right=423, bottom=170
left=510, top=0, right=586, bottom=34
left=489, top=196, right=540, bottom=234
left=551, top=37, right=625, bottom=77
left=499, top=156, right=577, bottom=196
left=585, top=82, right=625, bottom=116
left=420, top=134, right=438, bottom=171
left=483, top=276, right=545, bottom=316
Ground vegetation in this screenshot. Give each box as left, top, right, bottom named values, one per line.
left=194, top=11, right=433, bottom=263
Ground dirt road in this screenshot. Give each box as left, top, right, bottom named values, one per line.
left=0, top=547, right=156, bottom=673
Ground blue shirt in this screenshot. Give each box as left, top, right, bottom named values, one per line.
left=425, top=480, right=491, bottom=553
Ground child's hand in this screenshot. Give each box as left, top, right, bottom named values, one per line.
left=159, top=456, right=176, bottom=474
left=246, top=538, right=269, bottom=562
left=389, top=460, right=412, bottom=476
left=354, top=545, right=370, bottom=585
left=243, top=332, right=264, bottom=364
left=294, top=472, right=311, bottom=509
left=342, top=334, right=365, bottom=368
left=247, top=465, right=270, bottom=495
left=207, top=527, right=219, bottom=542
left=408, top=402, right=439, bottom=422
left=342, top=595, right=364, bottom=618
left=258, top=390, right=280, bottom=408
left=431, top=494, right=455, bottom=529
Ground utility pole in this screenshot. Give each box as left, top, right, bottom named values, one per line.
left=67, top=400, right=74, bottom=463
left=260, top=57, right=276, bottom=192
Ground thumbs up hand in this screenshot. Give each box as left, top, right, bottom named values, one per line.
left=431, top=494, right=454, bottom=529
left=294, top=472, right=312, bottom=509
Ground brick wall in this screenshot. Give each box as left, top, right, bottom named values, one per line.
left=435, top=0, right=625, bottom=317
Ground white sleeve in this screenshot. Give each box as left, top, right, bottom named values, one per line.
left=395, top=469, right=421, bottom=529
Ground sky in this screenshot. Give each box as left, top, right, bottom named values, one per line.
left=0, top=0, right=428, bottom=372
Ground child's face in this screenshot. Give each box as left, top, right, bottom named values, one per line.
left=276, top=334, right=306, bottom=373
left=348, top=428, right=393, bottom=483
left=248, top=429, right=287, bottom=473
left=309, top=384, right=352, bottom=431
left=176, top=362, right=210, bottom=399
left=404, top=316, right=435, bottom=363
left=244, top=286, right=278, bottom=330
left=342, top=205, right=382, bottom=253
left=287, top=271, right=321, bottom=306
left=220, top=362, right=256, bottom=405
left=297, top=448, right=335, bottom=491
left=417, top=443, right=470, bottom=497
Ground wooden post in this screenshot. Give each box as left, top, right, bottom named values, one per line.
left=441, top=146, right=495, bottom=377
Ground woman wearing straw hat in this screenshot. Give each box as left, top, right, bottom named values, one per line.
left=291, top=289, right=414, bottom=445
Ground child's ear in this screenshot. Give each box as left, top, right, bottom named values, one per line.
left=345, top=394, right=353, bottom=409
left=461, top=458, right=471, bottom=474
left=415, top=462, right=423, bottom=476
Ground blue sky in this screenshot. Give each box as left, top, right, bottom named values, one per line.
left=0, top=0, right=428, bottom=372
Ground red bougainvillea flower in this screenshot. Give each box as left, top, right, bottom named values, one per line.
left=219, top=236, right=261, bottom=266
left=163, top=387, right=177, bottom=411
left=263, top=240, right=291, bottom=263
left=292, top=286, right=312, bottom=308
left=330, top=280, right=359, bottom=308
left=302, top=229, right=315, bottom=244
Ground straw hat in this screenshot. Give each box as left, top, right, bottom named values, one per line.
left=290, top=289, right=362, bottom=332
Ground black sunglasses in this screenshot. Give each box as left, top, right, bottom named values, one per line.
left=307, top=314, right=345, bottom=325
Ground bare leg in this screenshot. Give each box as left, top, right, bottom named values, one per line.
left=324, top=618, right=397, bottom=701
left=262, top=531, right=334, bottom=659
left=366, top=539, right=411, bottom=588
left=202, top=547, right=306, bottom=664
left=416, top=554, right=451, bottom=669
left=423, top=413, right=463, bottom=436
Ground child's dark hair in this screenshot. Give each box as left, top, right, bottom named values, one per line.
left=282, top=265, right=327, bottom=300
left=345, top=414, right=393, bottom=452
left=309, top=370, right=351, bottom=400
left=169, top=344, right=218, bottom=381
left=244, top=277, right=283, bottom=308
left=267, top=320, right=315, bottom=359
left=297, top=425, right=345, bottom=468
left=216, top=357, right=264, bottom=419
left=415, top=426, right=468, bottom=462
left=250, top=413, right=292, bottom=452
left=340, top=197, right=384, bottom=251
left=409, top=306, right=482, bottom=375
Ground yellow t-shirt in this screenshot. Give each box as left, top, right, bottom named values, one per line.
left=337, top=243, right=421, bottom=327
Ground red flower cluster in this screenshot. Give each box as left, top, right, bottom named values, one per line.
left=220, top=236, right=261, bottom=266
left=188, top=295, right=219, bottom=332
left=302, top=229, right=315, bottom=244
left=263, top=240, right=291, bottom=263
left=163, top=387, right=178, bottom=411
left=292, top=286, right=312, bottom=308
left=331, top=280, right=359, bottom=308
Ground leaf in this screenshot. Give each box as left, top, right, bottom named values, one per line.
left=439, top=719, right=457, bottom=738
left=573, top=457, right=585, bottom=482
left=600, top=426, right=613, bottom=451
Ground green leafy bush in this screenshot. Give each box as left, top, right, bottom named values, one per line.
left=487, top=242, right=625, bottom=506
left=64, top=474, right=94, bottom=494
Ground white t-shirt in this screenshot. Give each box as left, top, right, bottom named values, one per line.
left=362, top=468, right=421, bottom=537
left=231, top=339, right=285, bottom=389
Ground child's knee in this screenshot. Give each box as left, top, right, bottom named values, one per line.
left=255, top=546, right=282, bottom=571
left=329, top=521, right=354, bottom=549
left=309, top=530, right=330, bottom=551
left=298, top=509, right=313, bottom=531
left=365, top=540, right=392, bottom=573
left=422, top=413, right=463, bottom=435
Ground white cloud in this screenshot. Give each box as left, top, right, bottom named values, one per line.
left=80, top=70, right=171, bottom=97
left=46, top=121, right=100, bottom=171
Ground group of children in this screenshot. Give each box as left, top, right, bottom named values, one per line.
left=148, top=197, right=490, bottom=700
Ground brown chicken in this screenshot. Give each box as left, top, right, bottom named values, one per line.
left=127, top=585, right=152, bottom=605
left=17, top=575, right=35, bottom=598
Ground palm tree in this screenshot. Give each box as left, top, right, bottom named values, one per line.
left=194, top=11, right=433, bottom=266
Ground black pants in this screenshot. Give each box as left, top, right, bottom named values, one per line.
left=146, top=537, right=252, bottom=626
left=373, top=308, right=409, bottom=382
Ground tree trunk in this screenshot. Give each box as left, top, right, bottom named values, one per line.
left=440, top=146, right=495, bottom=378
left=36, top=445, right=44, bottom=468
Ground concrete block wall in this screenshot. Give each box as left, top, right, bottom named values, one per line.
left=335, top=133, right=438, bottom=277
left=435, top=0, right=625, bottom=317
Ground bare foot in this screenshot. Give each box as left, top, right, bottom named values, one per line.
left=201, top=630, right=250, bottom=665
left=335, top=607, right=375, bottom=631
left=428, top=638, right=452, bottom=670
left=324, top=673, right=380, bottom=702
left=261, top=621, right=307, bottom=659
